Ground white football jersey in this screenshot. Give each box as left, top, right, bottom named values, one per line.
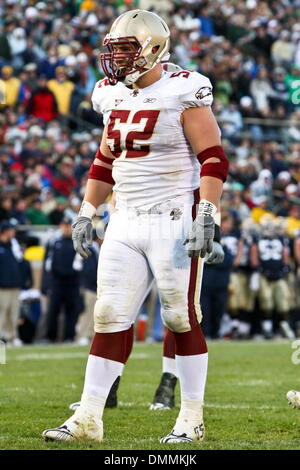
left=91, top=69, right=213, bottom=208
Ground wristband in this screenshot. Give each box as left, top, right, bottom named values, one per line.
left=197, top=199, right=217, bottom=218
left=78, top=201, right=97, bottom=220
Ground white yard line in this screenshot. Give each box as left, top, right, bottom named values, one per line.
left=118, top=401, right=286, bottom=410
left=13, top=352, right=152, bottom=361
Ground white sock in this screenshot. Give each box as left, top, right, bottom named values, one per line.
left=262, top=320, right=273, bottom=334
left=78, top=393, right=106, bottom=418
left=162, top=356, right=178, bottom=378
left=175, top=353, right=208, bottom=401
left=81, top=354, right=124, bottom=417
left=238, top=321, right=251, bottom=335
left=178, top=398, right=204, bottom=421
left=231, top=319, right=240, bottom=329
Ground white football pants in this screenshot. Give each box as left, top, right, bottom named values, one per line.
left=93, top=191, right=204, bottom=334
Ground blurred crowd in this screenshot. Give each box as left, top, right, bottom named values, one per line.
left=1, top=0, right=300, bottom=344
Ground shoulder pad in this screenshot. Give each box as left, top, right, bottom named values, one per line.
left=174, top=71, right=213, bottom=109
left=91, top=78, right=112, bottom=114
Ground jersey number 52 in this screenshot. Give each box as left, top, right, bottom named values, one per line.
left=107, top=110, right=160, bottom=158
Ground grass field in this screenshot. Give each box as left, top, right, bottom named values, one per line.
left=1, top=340, right=300, bottom=450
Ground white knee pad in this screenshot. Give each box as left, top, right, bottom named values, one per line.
left=93, top=297, right=132, bottom=333
left=161, top=308, right=191, bottom=333
left=161, top=300, right=203, bottom=333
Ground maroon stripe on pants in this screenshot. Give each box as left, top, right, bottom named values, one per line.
left=90, top=325, right=134, bottom=363
left=187, top=188, right=200, bottom=329
left=163, top=328, right=176, bottom=359
left=173, top=189, right=207, bottom=355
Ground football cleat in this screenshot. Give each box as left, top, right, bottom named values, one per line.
left=69, top=376, right=121, bottom=411
left=160, top=421, right=205, bottom=444
left=105, top=375, right=120, bottom=408
left=160, top=431, right=194, bottom=443
left=287, top=390, right=300, bottom=409
left=42, top=409, right=103, bottom=442
left=160, top=401, right=204, bottom=444
left=150, top=372, right=177, bottom=410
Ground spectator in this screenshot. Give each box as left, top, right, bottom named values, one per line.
left=0, top=20, right=12, bottom=62
left=11, top=199, right=29, bottom=225
left=0, top=221, right=23, bottom=346
left=52, top=157, right=77, bottom=197
left=76, top=229, right=103, bottom=345
left=27, top=75, right=58, bottom=122
left=270, top=67, right=289, bottom=111
left=1, top=65, right=20, bottom=107
left=173, top=7, right=200, bottom=32
left=26, top=198, right=50, bottom=225
left=250, top=68, right=275, bottom=116
left=219, top=104, right=243, bottom=138
left=43, top=217, right=82, bottom=342
left=250, top=169, right=273, bottom=205
left=271, top=31, right=295, bottom=67
left=47, top=66, right=75, bottom=115
left=0, top=197, right=13, bottom=221
left=285, top=63, right=300, bottom=111
left=76, top=52, right=96, bottom=95
left=48, top=197, right=68, bottom=225
left=7, top=27, right=27, bottom=68
left=37, top=46, right=62, bottom=79
left=201, top=213, right=235, bottom=339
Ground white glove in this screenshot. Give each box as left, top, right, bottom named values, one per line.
left=72, top=201, right=96, bottom=259
left=205, top=241, right=225, bottom=264
left=184, top=199, right=217, bottom=258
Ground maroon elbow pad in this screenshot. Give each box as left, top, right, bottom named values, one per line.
left=88, top=163, right=114, bottom=185
left=197, top=145, right=229, bottom=182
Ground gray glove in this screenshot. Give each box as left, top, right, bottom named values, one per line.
left=72, top=217, right=93, bottom=259
left=184, top=215, right=215, bottom=258
left=205, top=241, right=225, bottom=264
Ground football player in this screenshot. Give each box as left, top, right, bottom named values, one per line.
left=286, top=231, right=300, bottom=409
left=230, top=217, right=260, bottom=339
left=42, top=9, right=228, bottom=444
left=254, top=216, right=294, bottom=339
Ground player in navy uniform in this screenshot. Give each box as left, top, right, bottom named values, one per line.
left=254, top=216, right=294, bottom=339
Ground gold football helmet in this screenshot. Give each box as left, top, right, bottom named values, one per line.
left=100, top=9, right=170, bottom=85
left=259, top=214, right=276, bottom=238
